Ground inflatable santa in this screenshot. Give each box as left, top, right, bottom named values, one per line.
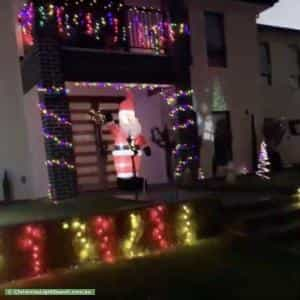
left=105, top=92, right=151, bottom=183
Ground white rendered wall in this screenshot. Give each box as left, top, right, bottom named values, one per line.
left=187, top=0, right=264, bottom=176
left=0, top=0, right=33, bottom=200
left=23, top=88, right=49, bottom=199
left=259, top=28, right=300, bottom=165
left=66, top=83, right=169, bottom=184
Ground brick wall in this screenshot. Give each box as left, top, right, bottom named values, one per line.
left=35, top=22, right=77, bottom=200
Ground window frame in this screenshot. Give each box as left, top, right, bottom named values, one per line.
left=260, top=42, right=272, bottom=85
left=204, top=11, right=227, bottom=68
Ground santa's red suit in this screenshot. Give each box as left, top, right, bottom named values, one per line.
left=105, top=93, right=148, bottom=179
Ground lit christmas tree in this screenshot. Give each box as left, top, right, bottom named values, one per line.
left=256, top=141, right=271, bottom=180
left=212, top=79, right=227, bottom=112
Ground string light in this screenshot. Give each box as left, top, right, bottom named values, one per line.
left=56, top=6, right=65, bottom=34
left=18, top=2, right=189, bottom=51
left=148, top=205, right=170, bottom=250
left=43, top=131, right=73, bottom=148
left=18, top=225, right=46, bottom=276
left=18, top=2, right=34, bottom=46
left=45, top=159, right=75, bottom=169
left=169, top=104, right=194, bottom=118
left=37, top=82, right=193, bottom=99
left=91, top=216, right=116, bottom=263
left=38, top=103, right=72, bottom=127
left=172, top=119, right=195, bottom=131
left=175, top=156, right=199, bottom=178
left=175, top=204, right=197, bottom=246
left=85, top=12, right=94, bottom=35
left=121, top=213, right=147, bottom=258
left=72, top=81, right=171, bottom=91
left=62, top=220, right=96, bottom=263
left=37, top=85, right=67, bottom=95
left=172, top=144, right=197, bottom=157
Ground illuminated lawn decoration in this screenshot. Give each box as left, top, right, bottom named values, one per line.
left=148, top=205, right=170, bottom=250
left=18, top=224, right=46, bottom=276
left=62, top=220, right=96, bottom=263
left=175, top=204, right=197, bottom=246
left=121, top=212, right=146, bottom=258
left=0, top=201, right=205, bottom=283
left=91, top=216, right=117, bottom=263
left=256, top=141, right=271, bottom=180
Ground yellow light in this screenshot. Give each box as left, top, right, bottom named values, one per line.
left=79, top=249, right=89, bottom=261
left=72, top=221, right=80, bottom=229
left=62, top=222, right=69, bottom=230
left=176, top=204, right=197, bottom=246
left=122, top=212, right=145, bottom=258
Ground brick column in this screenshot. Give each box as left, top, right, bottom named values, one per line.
left=166, top=0, right=199, bottom=183
left=35, top=20, right=77, bottom=200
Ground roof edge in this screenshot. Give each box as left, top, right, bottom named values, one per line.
left=258, top=24, right=300, bottom=34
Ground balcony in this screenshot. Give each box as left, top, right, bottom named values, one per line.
left=18, top=1, right=190, bottom=91
left=18, top=2, right=180, bottom=57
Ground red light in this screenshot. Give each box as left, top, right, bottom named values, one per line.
left=91, top=216, right=116, bottom=264
left=18, top=224, right=45, bottom=276
left=148, top=206, right=171, bottom=250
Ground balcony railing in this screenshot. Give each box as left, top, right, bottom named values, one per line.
left=127, top=6, right=166, bottom=55
left=19, top=3, right=174, bottom=56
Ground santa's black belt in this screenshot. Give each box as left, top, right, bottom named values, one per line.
left=114, top=145, right=140, bottom=151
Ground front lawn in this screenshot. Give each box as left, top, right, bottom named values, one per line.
left=2, top=238, right=300, bottom=300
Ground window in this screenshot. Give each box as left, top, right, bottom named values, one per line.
left=287, top=45, right=300, bottom=88
left=204, top=12, right=227, bottom=68
left=260, top=42, right=272, bottom=85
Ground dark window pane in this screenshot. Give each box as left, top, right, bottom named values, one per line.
left=260, top=42, right=272, bottom=85
left=205, top=12, right=227, bottom=67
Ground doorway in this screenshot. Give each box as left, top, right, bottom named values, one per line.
left=69, top=96, right=124, bottom=192
left=212, top=111, right=233, bottom=177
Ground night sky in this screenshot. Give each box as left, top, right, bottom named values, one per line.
left=257, top=0, right=300, bottom=30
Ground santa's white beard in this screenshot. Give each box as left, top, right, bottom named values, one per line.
left=120, top=118, right=142, bottom=138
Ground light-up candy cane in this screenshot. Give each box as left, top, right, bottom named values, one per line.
left=91, top=216, right=116, bottom=263
left=121, top=212, right=147, bottom=259
left=148, top=205, right=170, bottom=251
left=175, top=204, right=197, bottom=246
left=62, top=220, right=96, bottom=264
left=18, top=224, right=46, bottom=276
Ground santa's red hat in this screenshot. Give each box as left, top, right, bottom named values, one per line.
left=119, top=91, right=135, bottom=112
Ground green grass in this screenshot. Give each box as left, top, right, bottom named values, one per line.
left=2, top=238, right=300, bottom=300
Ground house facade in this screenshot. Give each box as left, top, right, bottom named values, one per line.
left=8, top=0, right=197, bottom=201
left=187, top=0, right=277, bottom=177
left=258, top=24, right=300, bottom=166
left=4, top=0, right=300, bottom=202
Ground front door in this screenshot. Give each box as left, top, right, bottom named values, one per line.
left=212, top=111, right=233, bottom=177
left=69, top=96, right=123, bottom=192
